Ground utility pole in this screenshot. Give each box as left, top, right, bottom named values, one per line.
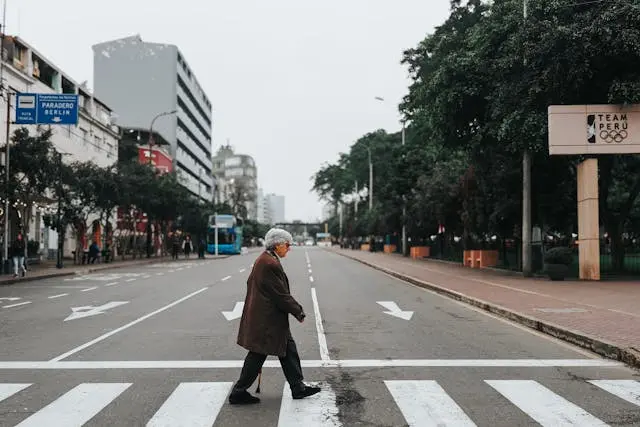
left=401, top=121, right=407, bottom=257
left=368, top=147, right=373, bottom=210
left=2, top=91, right=10, bottom=273
left=56, top=152, right=63, bottom=269
left=521, top=0, right=532, bottom=276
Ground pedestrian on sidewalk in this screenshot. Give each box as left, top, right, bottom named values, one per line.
left=229, top=228, right=320, bottom=405
left=11, top=233, right=26, bottom=278
left=182, top=235, right=193, bottom=258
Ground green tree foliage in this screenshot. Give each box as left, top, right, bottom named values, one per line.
left=313, top=0, right=640, bottom=271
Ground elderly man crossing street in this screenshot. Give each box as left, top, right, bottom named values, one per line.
left=228, top=228, right=321, bottom=405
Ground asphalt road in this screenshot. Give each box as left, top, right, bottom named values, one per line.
left=0, top=248, right=638, bottom=426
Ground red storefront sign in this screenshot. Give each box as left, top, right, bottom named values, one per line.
left=138, top=147, right=173, bottom=174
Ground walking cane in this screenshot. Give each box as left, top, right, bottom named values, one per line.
left=256, top=368, right=262, bottom=393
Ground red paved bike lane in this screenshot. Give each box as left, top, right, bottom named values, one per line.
left=332, top=248, right=640, bottom=368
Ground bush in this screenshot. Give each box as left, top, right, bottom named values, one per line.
left=543, top=246, right=573, bottom=265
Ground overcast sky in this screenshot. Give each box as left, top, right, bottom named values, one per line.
left=6, top=0, right=450, bottom=222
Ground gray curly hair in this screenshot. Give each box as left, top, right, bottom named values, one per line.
left=264, top=228, right=293, bottom=250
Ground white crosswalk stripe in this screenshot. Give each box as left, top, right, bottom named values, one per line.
left=0, top=378, right=636, bottom=425
left=147, top=382, right=232, bottom=426
left=0, top=383, right=30, bottom=403
left=385, top=380, right=476, bottom=426
left=486, top=380, right=608, bottom=426
left=589, top=380, right=640, bottom=407
left=16, top=382, right=131, bottom=427
left=278, top=382, right=341, bottom=426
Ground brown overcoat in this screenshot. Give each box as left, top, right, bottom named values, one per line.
left=237, top=250, right=304, bottom=357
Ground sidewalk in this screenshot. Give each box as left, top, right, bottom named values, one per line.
left=0, top=254, right=228, bottom=286
left=332, top=248, right=640, bottom=368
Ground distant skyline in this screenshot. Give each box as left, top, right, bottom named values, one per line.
left=5, top=0, right=451, bottom=222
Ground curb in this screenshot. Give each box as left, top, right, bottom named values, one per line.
left=332, top=250, right=640, bottom=369
left=0, top=255, right=230, bottom=286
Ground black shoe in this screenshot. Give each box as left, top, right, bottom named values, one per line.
left=292, top=385, right=321, bottom=400
left=229, top=391, right=260, bottom=405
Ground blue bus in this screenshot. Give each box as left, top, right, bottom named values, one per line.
left=207, top=214, right=243, bottom=255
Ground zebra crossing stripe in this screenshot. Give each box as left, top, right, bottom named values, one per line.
left=485, top=380, right=607, bottom=426
left=277, top=382, right=341, bottom=426
left=146, top=382, right=231, bottom=426
left=589, top=380, right=640, bottom=407
left=15, top=383, right=131, bottom=427
left=384, top=380, right=476, bottom=426
left=0, top=383, right=30, bottom=403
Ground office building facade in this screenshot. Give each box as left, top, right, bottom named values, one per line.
left=92, top=35, right=213, bottom=202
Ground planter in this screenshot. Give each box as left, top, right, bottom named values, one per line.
left=545, top=263, right=569, bottom=281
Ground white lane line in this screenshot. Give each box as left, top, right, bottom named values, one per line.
left=311, top=288, right=330, bottom=361
left=104, top=282, right=118, bottom=287
left=221, top=276, right=231, bottom=282
left=176, top=268, right=184, bottom=271
left=239, top=268, right=246, bottom=273
left=143, top=275, right=151, bottom=279
left=486, top=380, right=607, bottom=426
left=156, top=273, right=164, bottom=276
left=168, top=270, right=176, bottom=273
left=304, top=250, right=311, bottom=265
left=15, top=383, right=131, bottom=427
left=0, top=383, right=31, bottom=402
left=3, top=301, right=31, bottom=309
left=147, top=382, right=231, bottom=426
left=49, top=287, right=209, bottom=362
left=48, top=293, right=69, bottom=299
left=308, top=268, right=312, bottom=274
left=309, top=276, right=314, bottom=283
left=278, top=381, right=340, bottom=426
left=125, top=278, right=136, bottom=282
left=385, top=380, right=475, bottom=426
left=81, top=287, right=98, bottom=292
left=0, top=359, right=622, bottom=370
left=589, top=380, right=640, bottom=407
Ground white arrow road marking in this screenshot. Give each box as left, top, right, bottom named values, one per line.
left=64, top=301, right=129, bottom=322
left=377, top=301, right=414, bottom=320
left=221, top=302, right=244, bottom=321
left=0, top=297, right=21, bottom=301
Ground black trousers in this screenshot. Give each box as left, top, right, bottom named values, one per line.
left=231, top=334, right=304, bottom=395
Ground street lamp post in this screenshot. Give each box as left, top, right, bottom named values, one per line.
left=146, top=110, right=176, bottom=258
left=374, top=96, right=408, bottom=256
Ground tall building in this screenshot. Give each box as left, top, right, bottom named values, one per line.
left=256, top=188, right=271, bottom=225
left=266, top=193, right=285, bottom=224
left=92, top=35, right=213, bottom=202
left=0, top=35, right=120, bottom=258
left=212, top=144, right=258, bottom=220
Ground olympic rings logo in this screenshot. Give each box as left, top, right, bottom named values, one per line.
left=599, top=129, right=628, bottom=143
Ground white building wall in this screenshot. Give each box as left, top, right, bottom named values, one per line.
left=266, top=194, right=285, bottom=224
left=0, top=37, right=119, bottom=259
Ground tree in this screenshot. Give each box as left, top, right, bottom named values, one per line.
left=6, top=127, right=58, bottom=241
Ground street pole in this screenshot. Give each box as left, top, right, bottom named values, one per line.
left=214, top=212, right=219, bottom=256
left=401, top=122, right=407, bottom=257
left=56, top=152, right=63, bottom=269
left=368, top=147, right=373, bottom=210
left=2, top=91, right=10, bottom=273
left=521, top=0, right=532, bottom=276
left=146, top=110, right=176, bottom=258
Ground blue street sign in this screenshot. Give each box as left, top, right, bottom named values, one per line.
left=15, top=93, right=79, bottom=125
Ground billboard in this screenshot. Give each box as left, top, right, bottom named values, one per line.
left=548, top=104, right=640, bottom=155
